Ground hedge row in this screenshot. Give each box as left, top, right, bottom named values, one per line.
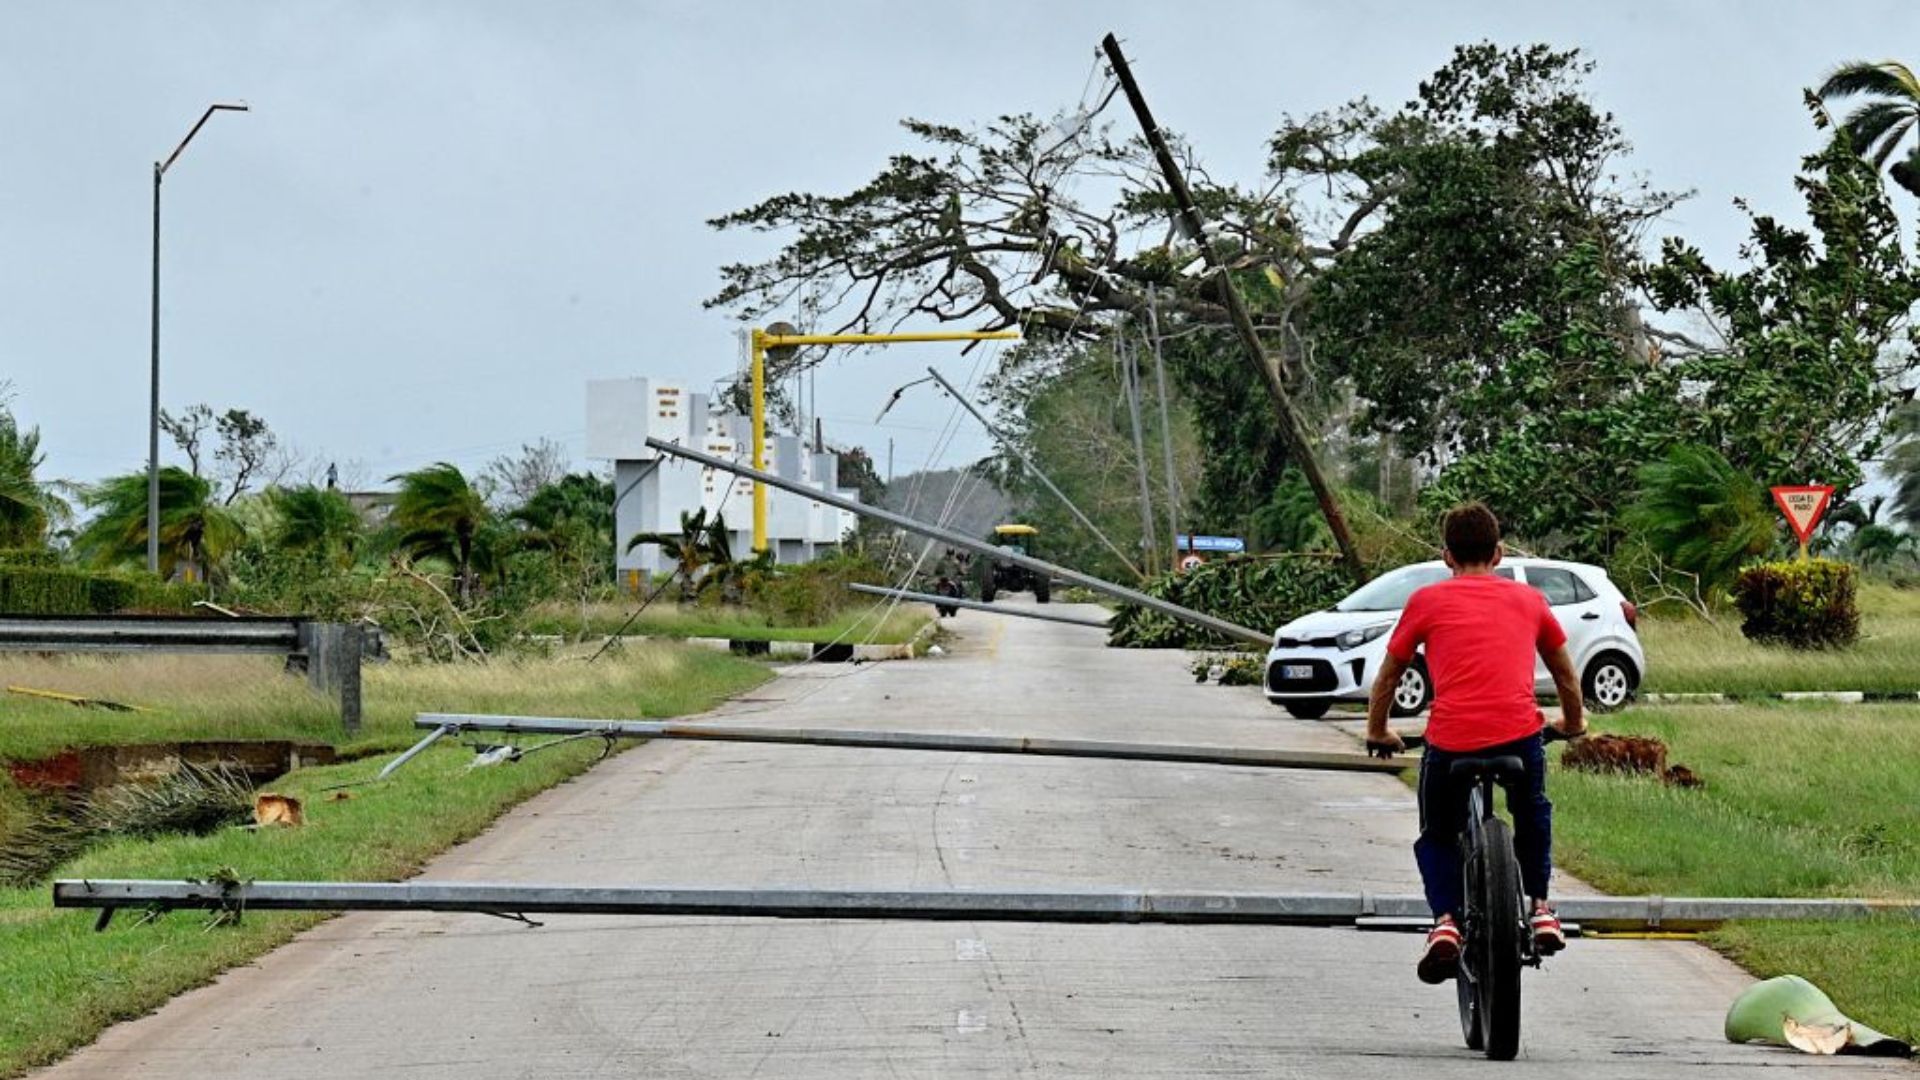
left=0, top=566, right=140, bottom=615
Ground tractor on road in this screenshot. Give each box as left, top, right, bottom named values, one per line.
left=972, top=523, right=1052, bottom=604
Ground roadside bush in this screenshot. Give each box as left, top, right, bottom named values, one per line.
left=0, top=548, right=59, bottom=568
left=0, top=566, right=141, bottom=615
left=1109, top=555, right=1352, bottom=649
left=1733, top=558, right=1860, bottom=649
left=750, top=552, right=885, bottom=625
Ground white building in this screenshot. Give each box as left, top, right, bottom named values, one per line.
left=586, top=377, right=863, bottom=583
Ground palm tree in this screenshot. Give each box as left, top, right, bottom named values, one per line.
left=388, top=463, right=491, bottom=602
left=270, top=485, right=363, bottom=566
left=1624, top=444, right=1776, bottom=596
left=1887, top=403, right=1920, bottom=530
left=1818, top=60, right=1920, bottom=197
left=625, top=507, right=733, bottom=600
left=73, top=467, right=244, bottom=582
left=0, top=410, right=66, bottom=549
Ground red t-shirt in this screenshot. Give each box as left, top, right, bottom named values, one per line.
left=1385, top=573, right=1567, bottom=751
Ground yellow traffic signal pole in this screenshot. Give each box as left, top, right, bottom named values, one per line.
left=748, top=327, right=1019, bottom=553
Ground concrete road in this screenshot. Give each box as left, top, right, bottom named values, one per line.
left=39, top=603, right=1909, bottom=1077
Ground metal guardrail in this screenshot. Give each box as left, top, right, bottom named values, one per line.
left=51, top=879, right=1920, bottom=933
left=410, top=713, right=1407, bottom=774
left=0, top=615, right=374, bottom=732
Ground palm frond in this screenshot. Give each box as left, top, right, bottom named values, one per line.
left=1819, top=60, right=1920, bottom=103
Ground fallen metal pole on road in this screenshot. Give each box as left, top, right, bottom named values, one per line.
left=846, top=583, right=1110, bottom=629
left=408, top=713, right=1407, bottom=774
left=643, top=436, right=1273, bottom=647
left=52, top=879, right=1920, bottom=933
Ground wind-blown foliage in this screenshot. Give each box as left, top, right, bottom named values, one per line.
left=626, top=507, right=735, bottom=601
left=0, top=407, right=64, bottom=549
left=1818, top=60, right=1920, bottom=198
left=270, top=486, right=363, bottom=566
left=388, top=463, right=492, bottom=602
left=1623, top=445, right=1776, bottom=597
left=72, top=468, right=244, bottom=582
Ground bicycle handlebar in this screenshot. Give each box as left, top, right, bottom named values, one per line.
left=1365, top=724, right=1582, bottom=759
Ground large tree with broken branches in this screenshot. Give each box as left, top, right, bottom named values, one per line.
left=704, top=43, right=1688, bottom=563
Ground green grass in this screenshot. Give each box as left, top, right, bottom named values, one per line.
left=1639, top=583, right=1920, bottom=695
left=0, top=642, right=771, bottom=764
left=0, top=744, right=604, bottom=1075
left=523, top=600, right=930, bottom=645
left=1553, top=703, right=1920, bottom=1041
left=0, top=643, right=770, bottom=1077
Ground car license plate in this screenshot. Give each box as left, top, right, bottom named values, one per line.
left=1281, top=664, right=1315, bottom=680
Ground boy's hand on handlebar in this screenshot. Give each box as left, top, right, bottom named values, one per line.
left=1366, top=728, right=1406, bottom=758
left=1549, top=715, right=1588, bottom=740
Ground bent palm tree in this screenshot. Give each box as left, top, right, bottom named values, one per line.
left=74, top=468, right=244, bottom=582
left=1818, top=60, right=1920, bottom=197
left=0, top=411, right=66, bottom=548
left=271, top=485, right=363, bottom=566
left=626, top=507, right=733, bottom=600
left=388, top=463, right=490, bottom=602
left=1624, top=444, right=1776, bottom=596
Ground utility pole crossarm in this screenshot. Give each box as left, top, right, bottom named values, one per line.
left=1098, top=34, right=1368, bottom=583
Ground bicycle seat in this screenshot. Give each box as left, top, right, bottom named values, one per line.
left=1449, top=755, right=1525, bottom=781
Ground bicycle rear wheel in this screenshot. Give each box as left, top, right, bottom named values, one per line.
left=1479, top=817, right=1525, bottom=1060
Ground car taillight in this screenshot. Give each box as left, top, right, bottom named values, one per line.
left=1621, top=600, right=1638, bottom=629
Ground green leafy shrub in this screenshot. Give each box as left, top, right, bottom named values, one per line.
left=0, top=548, right=59, bottom=568
left=1109, top=556, right=1352, bottom=649
left=750, top=553, right=885, bottom=625
left=1733, top=559, right=1860, bottom=649
left=0, top=566, right=145, bottom=615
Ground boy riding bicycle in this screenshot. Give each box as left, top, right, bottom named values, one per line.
left=1366, top=503, right=1587, bottom=984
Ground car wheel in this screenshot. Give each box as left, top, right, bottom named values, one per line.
left=1034, top=578, right=1051, bottom=604
left=1391, top=659, right=1433, bottom=718
left=1583, top=652, right=1638, bottom=712
left=1282, top=698, right=1332, bottom=720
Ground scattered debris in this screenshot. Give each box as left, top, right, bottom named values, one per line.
left=325, top=790, right=354, bottom=802
left=6, top=685, right=145, bottom=712
left=253, top=793, right=304, bottom=828
left=1189, top=653, right=1262, bottom=687
left=1726, top=974, right=1912, bottom=1057
left=1559, top=733, right=1703, bottom=788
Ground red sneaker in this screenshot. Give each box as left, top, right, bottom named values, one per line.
left=1418, top=919, right=1462, bottom=984
left=1531, top=908, right=1566, bottom=955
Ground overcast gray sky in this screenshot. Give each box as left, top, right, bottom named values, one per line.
left=3, top=0, right=1913, bottom=491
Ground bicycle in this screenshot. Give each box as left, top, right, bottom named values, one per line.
left=1369, top=726, right=1580, bottom=1061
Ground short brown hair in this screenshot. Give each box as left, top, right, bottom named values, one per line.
left=1442, top=503, right=1501, bottom=565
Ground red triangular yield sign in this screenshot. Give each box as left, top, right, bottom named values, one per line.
left=1770, top=485, right=1834, bottom=545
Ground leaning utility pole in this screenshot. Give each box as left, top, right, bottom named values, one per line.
left=1100, top=33, right=1367, bottom=582
left=1146, top=289, right=1184, bottom=567
left=1120, top=334, right=1159, bottom=576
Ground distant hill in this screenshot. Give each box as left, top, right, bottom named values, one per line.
left=881, top=465, right=1011, bottom=539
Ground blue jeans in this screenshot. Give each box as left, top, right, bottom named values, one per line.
left=1414, top=733, right=1552, bottom=920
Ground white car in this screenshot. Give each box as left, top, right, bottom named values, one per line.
left=1262, top=558, right=1645, bottom=720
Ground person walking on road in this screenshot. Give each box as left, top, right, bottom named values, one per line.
left=1365, top=503, right=1587, bottom=984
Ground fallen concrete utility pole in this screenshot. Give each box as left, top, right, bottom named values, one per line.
left=406, top=714, right=1405, bottom=774
left=846, top=583, right=1110, bottom=629
left=644, top=436, right=1271, bottom=647
left=53, top=879, right=1920, bottom=933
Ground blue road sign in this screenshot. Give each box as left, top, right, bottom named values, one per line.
left=1175, top=535, right=1246, bottom=554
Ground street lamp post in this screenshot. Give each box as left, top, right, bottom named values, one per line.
left=746, top=327, right=1018, bottom=555
left=148, top=102, right=247, bottom=574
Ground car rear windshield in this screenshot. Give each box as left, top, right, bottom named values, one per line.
left=1334, top=565, right=1451, bottom=612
